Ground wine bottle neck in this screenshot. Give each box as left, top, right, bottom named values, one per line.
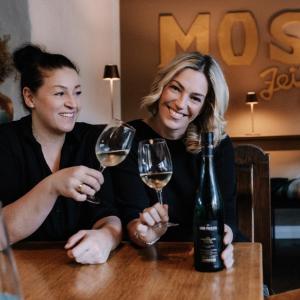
left=202, top=144, right=214, bottom=157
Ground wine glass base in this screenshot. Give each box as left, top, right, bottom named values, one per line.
left=153, top=222, right=179, bottom=229
left=86, top=197, right=100, bottom=205
left=166, top=222, right=179, bottom=227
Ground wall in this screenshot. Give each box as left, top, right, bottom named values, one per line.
left=120, top=0, right=300, bottom=134
left=120, top=0, right=300, bottom=178
left=29, top=0, right=121, bottom=123
left=0, top=0, right=31, bottom=120
left=1, top=0, right=120, bottom=124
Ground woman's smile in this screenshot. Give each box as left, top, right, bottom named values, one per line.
left=166, top=104, right=189, bottom=119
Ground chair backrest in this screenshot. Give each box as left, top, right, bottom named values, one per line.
left=234, top=144, right=272, bottom=288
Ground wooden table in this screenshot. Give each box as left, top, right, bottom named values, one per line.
left=13, top=242, right=263, bottom=300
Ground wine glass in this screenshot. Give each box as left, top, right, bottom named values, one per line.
left=0, top=202, right=23, bottom=300
left=138, top=138, right=178, bottom=227
left=87, top=119, right=136, bottom=204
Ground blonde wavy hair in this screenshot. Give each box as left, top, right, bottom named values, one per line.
left=141, top=52, right=229, bottom=153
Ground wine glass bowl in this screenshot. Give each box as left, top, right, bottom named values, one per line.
left=138, top=138, right=178, bottom=227
left=87, top=119, right=135, bottom=204
left=95, top=120, right=134, bottom=170
left=0, top=202, right=23, bottom=299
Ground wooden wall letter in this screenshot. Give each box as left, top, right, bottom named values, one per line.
left=159, top=14, right=210, bottom=67
left=218, top=12, right=258, bottom=65
left=270, top=12, right=300, bottom=64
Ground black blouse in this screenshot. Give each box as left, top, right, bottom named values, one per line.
left=0, top=116, right=118, bottom=241
left=112, top=119, right=241, bottom=241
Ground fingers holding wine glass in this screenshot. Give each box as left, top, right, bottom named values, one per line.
left=75, top=183, right=96, bottom=198
left=154, top=203, right=169, bottom=223
left=140, top=203, right=169, bottom=226
left=134, top=217, right=168, bottom=245
left=50, top=166, right=103, bottom=201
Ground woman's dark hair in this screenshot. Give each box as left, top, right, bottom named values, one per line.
left=13, top=44, right=79, bottom=111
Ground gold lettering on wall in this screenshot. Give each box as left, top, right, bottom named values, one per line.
left=259, top=66, right=300, bottom=100
left=270, top=12, right=300, bottom=64
left=159, top=11, right=300, bottom=100
left=218, top=12, right=258, bottom=65
left=159, top=14, right=209, bottom=66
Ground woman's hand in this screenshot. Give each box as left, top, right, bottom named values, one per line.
left=49, top=166, right=104, bottom=201
left=65, top=229, right=112, bottom=264
left=65, top=216, right=121, bottom=264
left=128, top=203, right=169, bottom=247
left=221, top=224, right=234, bottom=269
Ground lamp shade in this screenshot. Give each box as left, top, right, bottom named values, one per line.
left=103, top=65, right=120, bottom=80
left=246, top=91, right=258, bottom=104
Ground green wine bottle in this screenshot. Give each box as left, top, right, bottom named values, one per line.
left=194, top=132, right=225, bottom=272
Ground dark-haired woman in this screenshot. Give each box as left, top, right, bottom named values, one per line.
left=0, top=44, right=121, bottom=264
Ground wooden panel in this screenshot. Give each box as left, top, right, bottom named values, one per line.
left=232, top=135, right=300, bottom=151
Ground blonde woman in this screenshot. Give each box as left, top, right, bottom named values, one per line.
left=114, top=52, right=242, bottom=269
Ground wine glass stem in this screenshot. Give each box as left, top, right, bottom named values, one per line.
left=99, top=165, right=106, bottom=172
left=156, top=189, right=163, bottom=205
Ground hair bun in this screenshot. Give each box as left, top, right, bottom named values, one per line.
left=13, top=44, right=44, bottom=73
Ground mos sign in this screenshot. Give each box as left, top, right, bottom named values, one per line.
left=160, top=11, right=300, bottom=100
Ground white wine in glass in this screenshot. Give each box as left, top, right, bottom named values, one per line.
left=138, top=138, right=178, bottom=227
left=140, top=171, right=173, bottom=192
left=95, top=149, right=129, bottom=168
left=87, top=119, right=135, bottom=204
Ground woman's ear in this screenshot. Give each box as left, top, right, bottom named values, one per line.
left=23, top=87, right=35, bottom=109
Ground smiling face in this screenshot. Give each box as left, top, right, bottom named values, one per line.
left=24, top=67, right=82, bottom=137
left=152, top=68, right=208, bottom=139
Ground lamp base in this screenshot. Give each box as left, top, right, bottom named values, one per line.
left=245, top=132, right=261, bottom=137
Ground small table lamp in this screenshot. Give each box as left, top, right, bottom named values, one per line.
left=103, top=65, right=120, bottom=120
left=246, top=91, right=259, bottom=135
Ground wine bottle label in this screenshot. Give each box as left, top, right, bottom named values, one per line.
left=195, top=220, right=222, bottom=264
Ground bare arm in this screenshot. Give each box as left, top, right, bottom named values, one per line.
left=3, top=166, right=103, bottom=244
left=92, top=215, right=122, bottom=251
left=65, top=215, right=122, bottom=264
left=3, top=177, right=58, bottom=244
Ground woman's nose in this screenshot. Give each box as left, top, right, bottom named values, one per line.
left=175, top=94, right=188, bottom=109
left=65, top=94, right=78, bottom=108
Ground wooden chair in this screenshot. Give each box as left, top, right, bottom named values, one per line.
left=234, top=144, right=272, bottom=289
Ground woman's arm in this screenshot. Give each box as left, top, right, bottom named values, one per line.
left=3, top=166, right=103, bottom=244
left=64, top=215, right=122, bottom=264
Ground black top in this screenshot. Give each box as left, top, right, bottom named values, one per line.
left=113, top=119, right=241, bottom=241
left=0, top=116, right=118, bottom=241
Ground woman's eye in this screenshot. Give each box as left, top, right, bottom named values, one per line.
left=170, top=85, right=180, bottom=92
left=191, top=96, right=202, bottom=103
left=54, top=92, right=64, bottom=96
left=75, top=91, right=82, bottom=96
